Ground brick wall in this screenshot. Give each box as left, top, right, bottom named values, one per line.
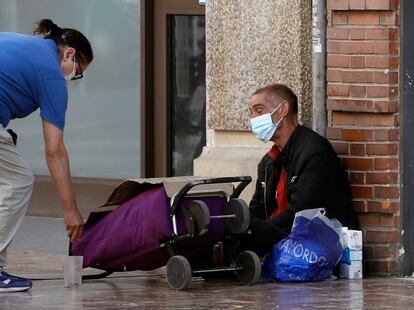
left=326, top=0, right=400, bottom=275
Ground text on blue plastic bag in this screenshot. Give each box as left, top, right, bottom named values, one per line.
left=277, top=238, right=329, bottom=267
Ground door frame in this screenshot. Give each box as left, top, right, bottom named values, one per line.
left=141, top=0, right=205, bottom=177
left=400, top=0, right=414, bottom=276
left=140, top=0, right=154, bottom=177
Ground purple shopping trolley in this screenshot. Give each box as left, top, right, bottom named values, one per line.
left=70, top=176, right=261, bottom=290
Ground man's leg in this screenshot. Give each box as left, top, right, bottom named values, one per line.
left=0, top=127, right=34, bottom=292
left=239, top=218, right=289, bottom=257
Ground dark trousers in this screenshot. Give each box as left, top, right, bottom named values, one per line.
left=239, top=218, right=289, bottom=257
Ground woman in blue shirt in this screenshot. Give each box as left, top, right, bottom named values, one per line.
left=0, top=19, right=93, bottom=292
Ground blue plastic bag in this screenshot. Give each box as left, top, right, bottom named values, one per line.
left=263, top=208, right=344, bottom=282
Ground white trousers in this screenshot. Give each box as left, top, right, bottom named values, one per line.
left=0, top=127, right=34, bottom=268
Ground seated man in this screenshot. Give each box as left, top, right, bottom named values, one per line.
left=242, top=84, right=358, bottom=256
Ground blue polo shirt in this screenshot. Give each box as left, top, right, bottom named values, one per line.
left=0, top=32, right=68, bottom=131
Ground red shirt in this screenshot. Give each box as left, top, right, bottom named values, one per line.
left=267, top=145, right=288, bottom=219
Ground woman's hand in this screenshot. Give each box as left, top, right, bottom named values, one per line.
left=63, top=206, right=84, bottom=242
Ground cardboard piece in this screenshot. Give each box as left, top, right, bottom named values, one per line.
left=102, top=176, right=235, bottom=207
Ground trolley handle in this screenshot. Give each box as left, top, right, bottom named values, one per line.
left=170, top=176, right=252, bottom=215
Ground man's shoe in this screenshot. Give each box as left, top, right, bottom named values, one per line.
left=0, top=271, right=32, bottom=292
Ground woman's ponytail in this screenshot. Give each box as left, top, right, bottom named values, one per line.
left=33, top=19, right=64, bottom=40
left=33, top=18, right=93, bottom=65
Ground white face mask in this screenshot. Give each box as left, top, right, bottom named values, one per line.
left=61, top=57, right=76, bottom=82
left=250, top=103, right=283, bottom=143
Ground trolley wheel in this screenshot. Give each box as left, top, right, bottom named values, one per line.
left=166, top=255, right=192, bottom=290
left=184, top=200, right=210, bottom=236
left=235, top=250, right=261, bottom=285
left=224, top=198, right=250, bottom=234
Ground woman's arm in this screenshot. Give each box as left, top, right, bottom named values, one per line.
left=42, top=119, right=84, bottom=241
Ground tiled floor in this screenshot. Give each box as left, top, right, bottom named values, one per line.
left=2, top=217, right=414, bottom=309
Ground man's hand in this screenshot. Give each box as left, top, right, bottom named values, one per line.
left=64, top=206, right=84, bottom=242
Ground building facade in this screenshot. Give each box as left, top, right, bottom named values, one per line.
left=196, top=0, right=414, bottom=276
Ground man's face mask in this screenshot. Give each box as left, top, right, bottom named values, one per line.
left=250, top=103, right=284, bottom=143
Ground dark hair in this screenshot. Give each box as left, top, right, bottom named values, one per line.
left=33, top=19, right=93, bottom=65
left=253, top=84, right=298, bottom=114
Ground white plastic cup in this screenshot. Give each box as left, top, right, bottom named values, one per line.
left=64, top=256, right=83, bottom=288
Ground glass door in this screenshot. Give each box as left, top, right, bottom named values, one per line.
left=170, top=15, right=206, bottom=176
left=152, top=0, right=205, bottom=177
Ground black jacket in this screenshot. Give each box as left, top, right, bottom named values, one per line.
left=249, top=125, right=358, bottom=233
